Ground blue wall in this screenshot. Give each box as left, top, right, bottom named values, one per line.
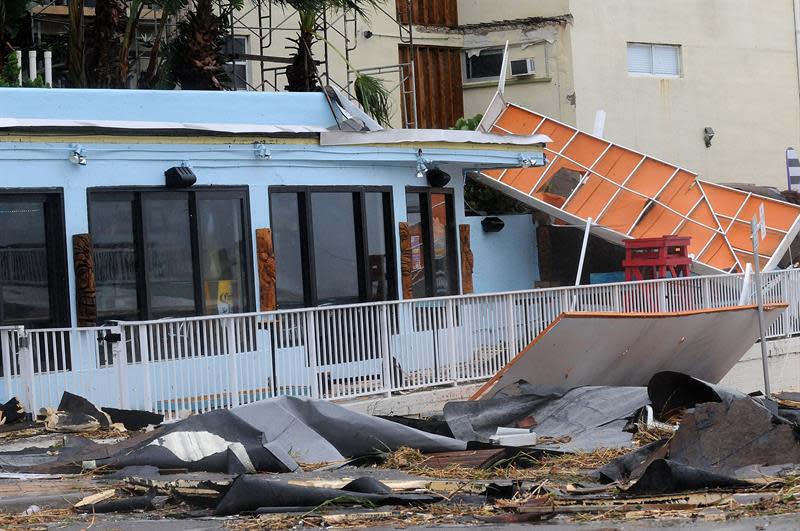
left=0, top=88, right=340, bottom=128
left=467, top=214, right=539, bottom=294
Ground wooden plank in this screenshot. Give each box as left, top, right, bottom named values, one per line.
left=72, top=233, right=97, bottom=327
left=423, top=448, right=510, bottom=469
left=399, top=222, right=413, bottom=299
left=256, top=228, right=277, bottom=311
left=459, top=224, right=474, bottom=294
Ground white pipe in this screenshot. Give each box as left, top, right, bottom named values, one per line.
left=44, top=51, right=52, bottom=87
left=738, top=262, right=753, bottom=305
left=15, top=51, right=22, bottom=86
left=593, top=110, right=606, bottom=138
left=28, top=50, right=36, bottom=82
left=794, top=0, right=800, bottom=134
left=575, top=217, right=593, bottom=286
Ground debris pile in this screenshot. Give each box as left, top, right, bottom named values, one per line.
left=0, top=371, right=799, bottom=527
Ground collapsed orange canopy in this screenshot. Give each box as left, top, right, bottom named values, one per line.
left=479, top=102, right=800, bottom=273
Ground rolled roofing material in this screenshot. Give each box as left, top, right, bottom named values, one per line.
left=478, top=101, right=800, bottom=273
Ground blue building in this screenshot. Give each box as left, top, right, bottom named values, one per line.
left=0, top=88, right=545, bottom=329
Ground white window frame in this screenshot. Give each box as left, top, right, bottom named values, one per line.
left=463, top=47, right=505, bottom=82
left=626, top=42, right=682, bottom=78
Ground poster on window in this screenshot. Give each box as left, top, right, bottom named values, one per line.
left=410, top=235, right=422, bottom=271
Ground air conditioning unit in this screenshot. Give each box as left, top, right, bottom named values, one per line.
left=510, top=58, right=536, bottom=77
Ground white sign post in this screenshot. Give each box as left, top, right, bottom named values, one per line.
left=751, top=204, right=771, bottom=397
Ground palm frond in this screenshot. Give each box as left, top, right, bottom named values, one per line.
left=272, top=0, right=383, bottom=19
left=354, top=73, right=391, bottom=127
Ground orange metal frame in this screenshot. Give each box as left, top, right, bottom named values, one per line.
left=479, top=101, right=800, bottom=273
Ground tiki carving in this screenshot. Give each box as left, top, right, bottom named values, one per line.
left=73, top=233, right=97, bottom=327
left=459, top=224, right=474, bottom=294
left=399, top=222, right=413, bottom=299
left=256, top=228, right=277, bottom=311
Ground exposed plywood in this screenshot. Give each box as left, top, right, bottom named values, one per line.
left=472, top=305, right=787, bottom=400
left=256, top=228, right=277, bottom=312
left=481, top=102, right=800, bottom=273
left=396, top=0, right=458, bottom=26
left=73, top=233, right=96, bottom=327
left=399, top=45, right=464, bottom=129
left=459, top=224, right=474, bottom=294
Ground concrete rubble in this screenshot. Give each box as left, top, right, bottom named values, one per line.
left=0, top=372, right=799, bottom=528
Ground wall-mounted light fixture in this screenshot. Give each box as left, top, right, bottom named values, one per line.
left=703, top=127, right=715, bottom=148
left=481, top=216, right=505, bottom=233
left=165, top=164, right=197, bottom=188
left=415, top=149, right=451, bottom=187
left=68, top=145, right=87, bottom=166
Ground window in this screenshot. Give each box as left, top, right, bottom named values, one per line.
left=89, top=189, right=253, bottom=321
left=627, top=43, right=681, bottom=76
left=269, top=187, right=396, bottom=308
left=405, top=188, right=458, bottom=298
left=0, top=192, right=68, bottom=327
left=465, top=48, right=504, bottom=81
left=223, top=36, right=249, bottom=90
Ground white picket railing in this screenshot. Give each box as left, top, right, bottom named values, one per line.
left=2, top=270, right=798, bottom=419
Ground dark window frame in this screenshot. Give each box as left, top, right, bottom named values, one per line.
left=87, top=186, right=255, bottom=321
left=269, top=185, right=398, bottom=308
left=0, top=188, right=69, bottom=328
left=405, top=187, right=460, bottom=298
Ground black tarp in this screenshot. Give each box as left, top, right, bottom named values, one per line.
left=95, top=409, right=298, bottom=474
left=601, top=376, right=800, bottom=494
left=214, top=475, right=440, bottom=516
left=443, top=382, right=649, bottom=451
left=232, top=396, right=465, bottom=464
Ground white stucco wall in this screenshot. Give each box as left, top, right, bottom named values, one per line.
left=568, top=0, right=800, bottom=188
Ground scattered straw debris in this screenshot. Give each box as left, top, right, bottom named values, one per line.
left=380, top=446, right=629, bottom=482
left=228, top=503, right=499, bottom=530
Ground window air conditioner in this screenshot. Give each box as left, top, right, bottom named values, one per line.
left=510, top=58, right=536, bottom=77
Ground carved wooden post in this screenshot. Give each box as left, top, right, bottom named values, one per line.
left=72, top=233, right=97, bottom=327
left=459, top=224, right=474, bottom=295
left=256, top=228, right=277, bottom=311
left=399, top=222, right=413, bottom=299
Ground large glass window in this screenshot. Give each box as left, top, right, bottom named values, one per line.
left=0, top=193, right=68, bottom=327
left=197, top=194, right=250, bottom=315
left=89, top=189, right=253, bottom=321
left=311, top=193, right=360, bottom=305
left=405, top=188, right=458, bottom=298
left=269, top=187, right=396, bottom=308
left=90, top=195, right=138, bottom=320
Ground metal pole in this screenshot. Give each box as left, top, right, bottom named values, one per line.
left=752, top=219, right=771, bottom=396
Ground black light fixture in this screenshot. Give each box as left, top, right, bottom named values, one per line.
left=481, top=216, right=505, bottom=233
left=426, top=167, right=451, bottom=188
left=703, top=127, right=715, bottom=148
left=165, top=166, right=197, bottom=188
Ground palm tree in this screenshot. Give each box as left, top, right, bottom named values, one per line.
left=1, top=0, right=31, bottom=71
left=161, top=0, right=242, bottom=89
left=273, top=0, right=391, bottom=126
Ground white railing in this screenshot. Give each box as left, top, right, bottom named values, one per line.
left=2, top=270, right=798, bottom=419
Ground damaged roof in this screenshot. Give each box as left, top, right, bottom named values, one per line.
left=478, top=95, right=800, bottom=273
